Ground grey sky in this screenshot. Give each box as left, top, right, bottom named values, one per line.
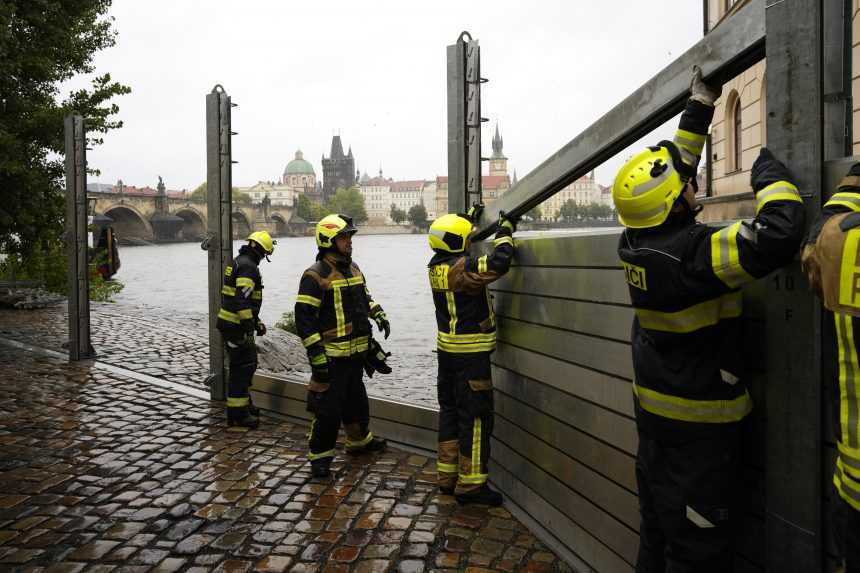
left=74, top=1, right=703, bottom=191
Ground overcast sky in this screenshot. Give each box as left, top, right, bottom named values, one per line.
left=72, top=1, right=704, bottom=191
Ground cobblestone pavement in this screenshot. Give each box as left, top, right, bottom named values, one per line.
left=0, top=303, right=437, bottom=408
left=0, top=344, right=565, bottom=572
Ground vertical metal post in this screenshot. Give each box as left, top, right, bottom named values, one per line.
left=763, top=1, right=826, bottom=569
left=823, top=0, right=853, bottom=159
left=204, top=85, right=234, bottom=401
left=447, top=32, right=485, bottom=214
left=64, top=114, right=93, bottom=361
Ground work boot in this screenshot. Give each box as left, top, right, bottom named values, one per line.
left=310, top=458, right=332, bottom=478
left=247, top=396, right=260, bottom=417
left=347, top=436, right=387, bottom=454
left=455, top=484, right=503, bottom=507
left=226, top=407, right=259, bottom=429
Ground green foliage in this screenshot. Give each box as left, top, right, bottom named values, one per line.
left=407, top=203, right=429, bottom=231
left=296, top=193, right=325, bottom=222
left=89, top=272, right=124, bottom=302
left=525, top=204, right=543, bottom=221
left=389, top=203, right=407, bottom=224
left=233, top=189, right=251, bottom=206
left=0, top=0, right=131, bottom=271
left=275, top=311, right=298, bottom=335
left=327, top=187, right=367, bottom=223
left=558, top=200, right=613, bottom=222
left=191, top=182, right=207, bottom=202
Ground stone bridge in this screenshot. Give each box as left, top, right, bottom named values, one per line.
left=89, top=192, right=300, bottom=244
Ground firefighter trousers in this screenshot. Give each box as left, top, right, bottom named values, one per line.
left=436, top=351, right=494, bottom=494
left=306, top=356, right=372, bottom=461
left=635, top=427, right=741, bottom=573
left=225, top=333, right=257, bottom=410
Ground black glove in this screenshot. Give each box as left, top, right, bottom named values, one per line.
left=466, top=203, right=484, bottom=223
left=750, top=147, right=794, bottom=193
left=255, top=321, right=267, bottom=336
left=373, top=312, right=391, bottom=339
left=498, top=211, right=517, bottom=234
left=363, top=339, right=392, bottom=378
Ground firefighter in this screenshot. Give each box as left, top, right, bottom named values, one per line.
left=428, top=208, right=515, bottom=506
left=216, top=230, right=275, bottom=429
left=612, top=67, right=806, bottom=572
left=295, top=213, right=390, bottom=478
left=800, top=164, right=860, bottom=573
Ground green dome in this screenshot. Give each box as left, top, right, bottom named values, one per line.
left=284, top=150, right=315, bottom=175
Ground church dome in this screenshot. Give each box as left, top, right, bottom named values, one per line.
left=284, top=150, right=315, bottom=176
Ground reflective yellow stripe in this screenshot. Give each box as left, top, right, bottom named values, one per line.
left=221, top=286, right=236, bottom=296
left=484, top=288, right=496, bottom=329
left=227, top=396, right=249, bottom=407
left=838, top=441, right=860, bottom=480
left=445, top=292, right=457, bottom=334
left=835, top=458, right=860, bottom=511
left=635, top=292, right=742, bottom=333
left=478, top=255, right=488, bottom=274
left=330, top=276, right=365, bottom=288
left=236, top=277, right=255, bottom=288
left=458, top=473, right=489, bottom=485
left=839, top=233, right=860, bottom=310
left=825, top=191, right=860, bottom=212
left=437, top=461, right=458, bottom=474
left=436, top=341, right=496, bottom=354
left=633, top=384, right=752, bottom=423
left=251, top=290, right=263, bottom=301
left=755, top=181, right=802, bottom=214
left=472, top=418, right=481, bottom=472
left=835, top=313, right=860, bottom=452
left=218, top=309, right=240, bottom=324
left=437, top=331, right=496, bottom=344
left=302, top=333, right=322, bottom=348
left=324, top=336, right=370, bottom=357
left=296, top=295, right=321, bottom=308
left=711, top=221, right=754, bottom=288
left=310, top=353, right=327, bottom=366
left=334, top=286, right=346, bottom=338
left=308, top=449, right=336, bottom=461
left=673, top=128, right=706, bottom=154
left=345, top=431, right=373, bottom=449
left=493, top=236, right=514, bottom=248
left=237, top=309, right=253, bottom=320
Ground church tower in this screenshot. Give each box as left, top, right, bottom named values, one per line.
left=489, top=124, right=508, bottom=176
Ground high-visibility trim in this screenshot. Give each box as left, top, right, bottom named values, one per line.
left=839, top=234, right=860, bottom=310
left=237, top=309, right=253, bottom=320
left=334, top=286, right=346, bottom=338
left=635, top=292, right=742, bottom=334
left=674, top=128, right=706, bottom=153
left=437, top=461, right=458, bottom=474
left=838, top=441, right=860, bottom=479
left=236, top=277, right=255, bottom=289
left=458, top=472, right=489, bottom=485
left=493, top=236, right=514, bottom=248
left=330, top=276, right=365, bottom=288
left=310, top=353, right=327, bottom=366
left=218, top=309, right=240, bottom=324
left=835, top=313, right=860, bottom=451
left=633, top=383, right=753, bottom=424
left=296, top=294, right=321, bottom=308
left=437, top=331, right=496, bottom=343
left=445, top=292, right=457, bottom=334
left=835, top=458, right=860, bottom=512
left=484, top=288, right=496, bottom=329
left=436, top=331, right=496, bottom=354
left=227, top=396, right=250, bottom=407
left=755, top=181, right=802, bottom=214
left=368, top=299, right=381, bottom=312
left=477, top=255, right=488, bottom=274
left=308, top=449, right=336, bottom=461
left=678, top=147, right=698, bottom=168
left=436, top=340, right=496, bottom=354
left=221, top=285, right=236, bottom=296
left=345, top=431, right=374, bottom=449
left=825, top=192, right=860, bottom=212
left=251, top=290, right=263, bottom=301
left=711, top=221, right=755, bottom=288
left=472, top=417, right=482, bottom=473
left=324, top=336, right=370, bottom=357
left=429, top=264, right=450, bottom=291
left=302, top=333, right=322, bottom=348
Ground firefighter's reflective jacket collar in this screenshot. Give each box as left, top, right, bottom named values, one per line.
left=428, top=249, right=465, bottom=268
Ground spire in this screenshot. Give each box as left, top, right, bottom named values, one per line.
left=491, top=123, right=506, bottom=159
left=348, top=145, right=353, bottom=158
left=330, top=135, right=344, bottom=158
left=512, top=169, right=518, bottom=186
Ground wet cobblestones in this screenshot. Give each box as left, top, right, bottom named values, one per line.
left=0, top=344, right=565, bottom=572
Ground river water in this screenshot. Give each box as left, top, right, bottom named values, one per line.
left=113, top=233, right=439, bottom=388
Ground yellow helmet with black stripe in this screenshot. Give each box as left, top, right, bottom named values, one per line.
left=428, top=214, right=473, bottom=253
left=316, top=214, right=357, bottom=248
left=247, top=230, right=275, bottom=255
left=612, top=144, right=687, bottom=229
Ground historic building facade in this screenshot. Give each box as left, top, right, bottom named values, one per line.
left=321, top=135, right=356, bottom=203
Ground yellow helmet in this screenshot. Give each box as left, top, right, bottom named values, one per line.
left=316, top=213, right=357, bottom=248
left=612, top=143, right=688, bottom=229
left=247, top=230, right=275, bottom=255
left=429, top=214, right=473, bottom=253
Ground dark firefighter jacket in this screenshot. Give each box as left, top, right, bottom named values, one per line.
left=294, top=251, right=384, bottom=367
left=618, top=99, right=806, bottom=439
left=216, top=245, right=263, bottom=338
left=805, top=184, right=860, bottom=511
left=428, top=226, right=514, bottom=354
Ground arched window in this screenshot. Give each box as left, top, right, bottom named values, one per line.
left=733, top=97, right=743, bottom=172
left=725, top=90, right=742, bottom=173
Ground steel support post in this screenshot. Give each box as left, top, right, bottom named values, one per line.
left=204, top=86, right=234, bottom=401
left=447, top=32, right=484, bottom=214
left=64, top=114, right=94, bottom=361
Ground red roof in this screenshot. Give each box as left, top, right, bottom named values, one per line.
left=436, top=176, right=448, bottom=185
left=390, top=180, right=425, bottom=191
left=482, top=175, right=510, bottom=189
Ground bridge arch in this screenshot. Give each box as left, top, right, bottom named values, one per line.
left=103, top=204, right=154, bottom=243
left=175, top=207, right=206, bottom=241
left=231, top=211, right=251, bottom=239
left=270, top=212, right=289, bottom=237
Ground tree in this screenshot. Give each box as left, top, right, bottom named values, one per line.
left=191, top=182, right=207, bottom=202
left=559, top=199, right=579, bottom=222
left=408, top=203, right=429, bottom=231
left=0, top=1, right=131, bottom=275
left=525, top=204, right=543, bottom=221
left=233, top=189, right=251, bottom=206
left=296, top=194, right=322, bottom=221
left=326, top=187, right=367, bottom=223
left=389, top=203, right=407, bottom=224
